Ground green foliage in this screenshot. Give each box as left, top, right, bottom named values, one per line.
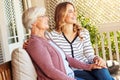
left=77, top=15, right=99, bottom=46
left=77, top=15, right=120, bottom=60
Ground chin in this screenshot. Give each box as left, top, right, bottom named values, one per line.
left=72, top=20, right=76, bottom=24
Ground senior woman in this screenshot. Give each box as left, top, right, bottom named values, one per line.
left=22, top=6, right=75, bottom=80
left=22, top=7, right=101, bottom=80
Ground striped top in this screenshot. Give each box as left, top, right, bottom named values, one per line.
left=49, top=40, right=74, bottom=78
left=46, top=29, right=96, bottom=64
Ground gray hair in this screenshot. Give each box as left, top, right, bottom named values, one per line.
left=22, top=6, right=46, bottom=29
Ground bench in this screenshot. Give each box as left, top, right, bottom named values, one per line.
left=0, top=61, right=12, bottom=80
left=0, top=35, right=120, bottom=80
left=1, top=48, right=37, bottom=80
left=0, top=61, right=120, bottom=80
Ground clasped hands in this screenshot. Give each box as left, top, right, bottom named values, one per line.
left=91, top=56, right=107, bottom=70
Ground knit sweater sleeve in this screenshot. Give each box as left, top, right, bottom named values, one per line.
left=66, top=55, right=92, bottom=71
left=26, top=37, right=75, bottom=80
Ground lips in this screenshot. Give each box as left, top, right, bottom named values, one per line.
left=71, top=16, right=76, bottom=20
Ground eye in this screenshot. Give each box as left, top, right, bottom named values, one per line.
left=68, top=9, right=75, bottom=14
left=41, top=15, right=47, bottom=18
left=38, top=14, right=47, bottom=18
left=68, top=10, right=73, bottom=13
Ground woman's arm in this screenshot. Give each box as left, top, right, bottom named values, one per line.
left=66, top=55, right=102, bottom=71
left=26, top=38, right=75, bottom=80
left=82, top=29, right=96, bottom=63
left=83, top=29, right=106, bottom=68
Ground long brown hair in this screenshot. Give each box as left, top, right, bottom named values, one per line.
left=54, top=2, right=83, bottom=38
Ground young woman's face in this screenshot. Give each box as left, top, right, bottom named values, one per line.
left=36, top=15, right=49, bottom=30
left=64, top=4, right=76, bottom=24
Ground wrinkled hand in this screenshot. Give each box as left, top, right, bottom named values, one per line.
left=90, top=64, right=102, bottom=70
left=93, top=56, right=107, bottom=68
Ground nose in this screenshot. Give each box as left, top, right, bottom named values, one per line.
left=73, top=12, right=77, bottom=16
left=45, top=16, right=49, bottom=20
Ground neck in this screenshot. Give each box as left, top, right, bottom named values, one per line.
left=62, top=24, right=77, bottom=42
left=31, top=27, right=46, bottom=39
left=62, top=24, right=74, bottom=34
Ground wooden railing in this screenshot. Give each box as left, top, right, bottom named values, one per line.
left=95, top=22, right=120, bottom=65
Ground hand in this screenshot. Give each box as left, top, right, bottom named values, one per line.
left=93, top=56, right=107, bottom=68
left=90, top=64, right=102, bottom=70
left=23, top=39, right=29, bottom=49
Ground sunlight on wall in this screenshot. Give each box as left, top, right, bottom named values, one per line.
left=75, top=0, right=120, bottom=25
left=31, top=0, right=45, bottom=7
left=46, top=0, right=120, bottom=27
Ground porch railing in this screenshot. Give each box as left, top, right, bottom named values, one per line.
left=95, top=22, right=120, bottom=65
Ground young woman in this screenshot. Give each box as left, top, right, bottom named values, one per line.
left=22, top=6, right=99, bottom=80
left=46, top=2, right=114, bottom=80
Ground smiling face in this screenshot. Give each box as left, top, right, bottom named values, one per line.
left=54, top=2, right=77, bottom=31
left=64, top=4, right=77, bottom=24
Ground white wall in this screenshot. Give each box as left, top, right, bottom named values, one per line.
left=0, top=0, right=10, bottom=62
left=31, top=0, right=45, bottom=7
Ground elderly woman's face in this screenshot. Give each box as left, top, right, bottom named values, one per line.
left=36, top=15, right=49, bottom=30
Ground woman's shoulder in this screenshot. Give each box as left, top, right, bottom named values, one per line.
left=80, top=28, right=89, bottom=35
left=46, top=30, right=61, bottom=35
left=79, top=28, right=90, bottom=40
left=29, top=35, right=46, bottom=44
left=25, top=35, right=43, bottom=49
left=45, top=30, right=62, bottom=39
